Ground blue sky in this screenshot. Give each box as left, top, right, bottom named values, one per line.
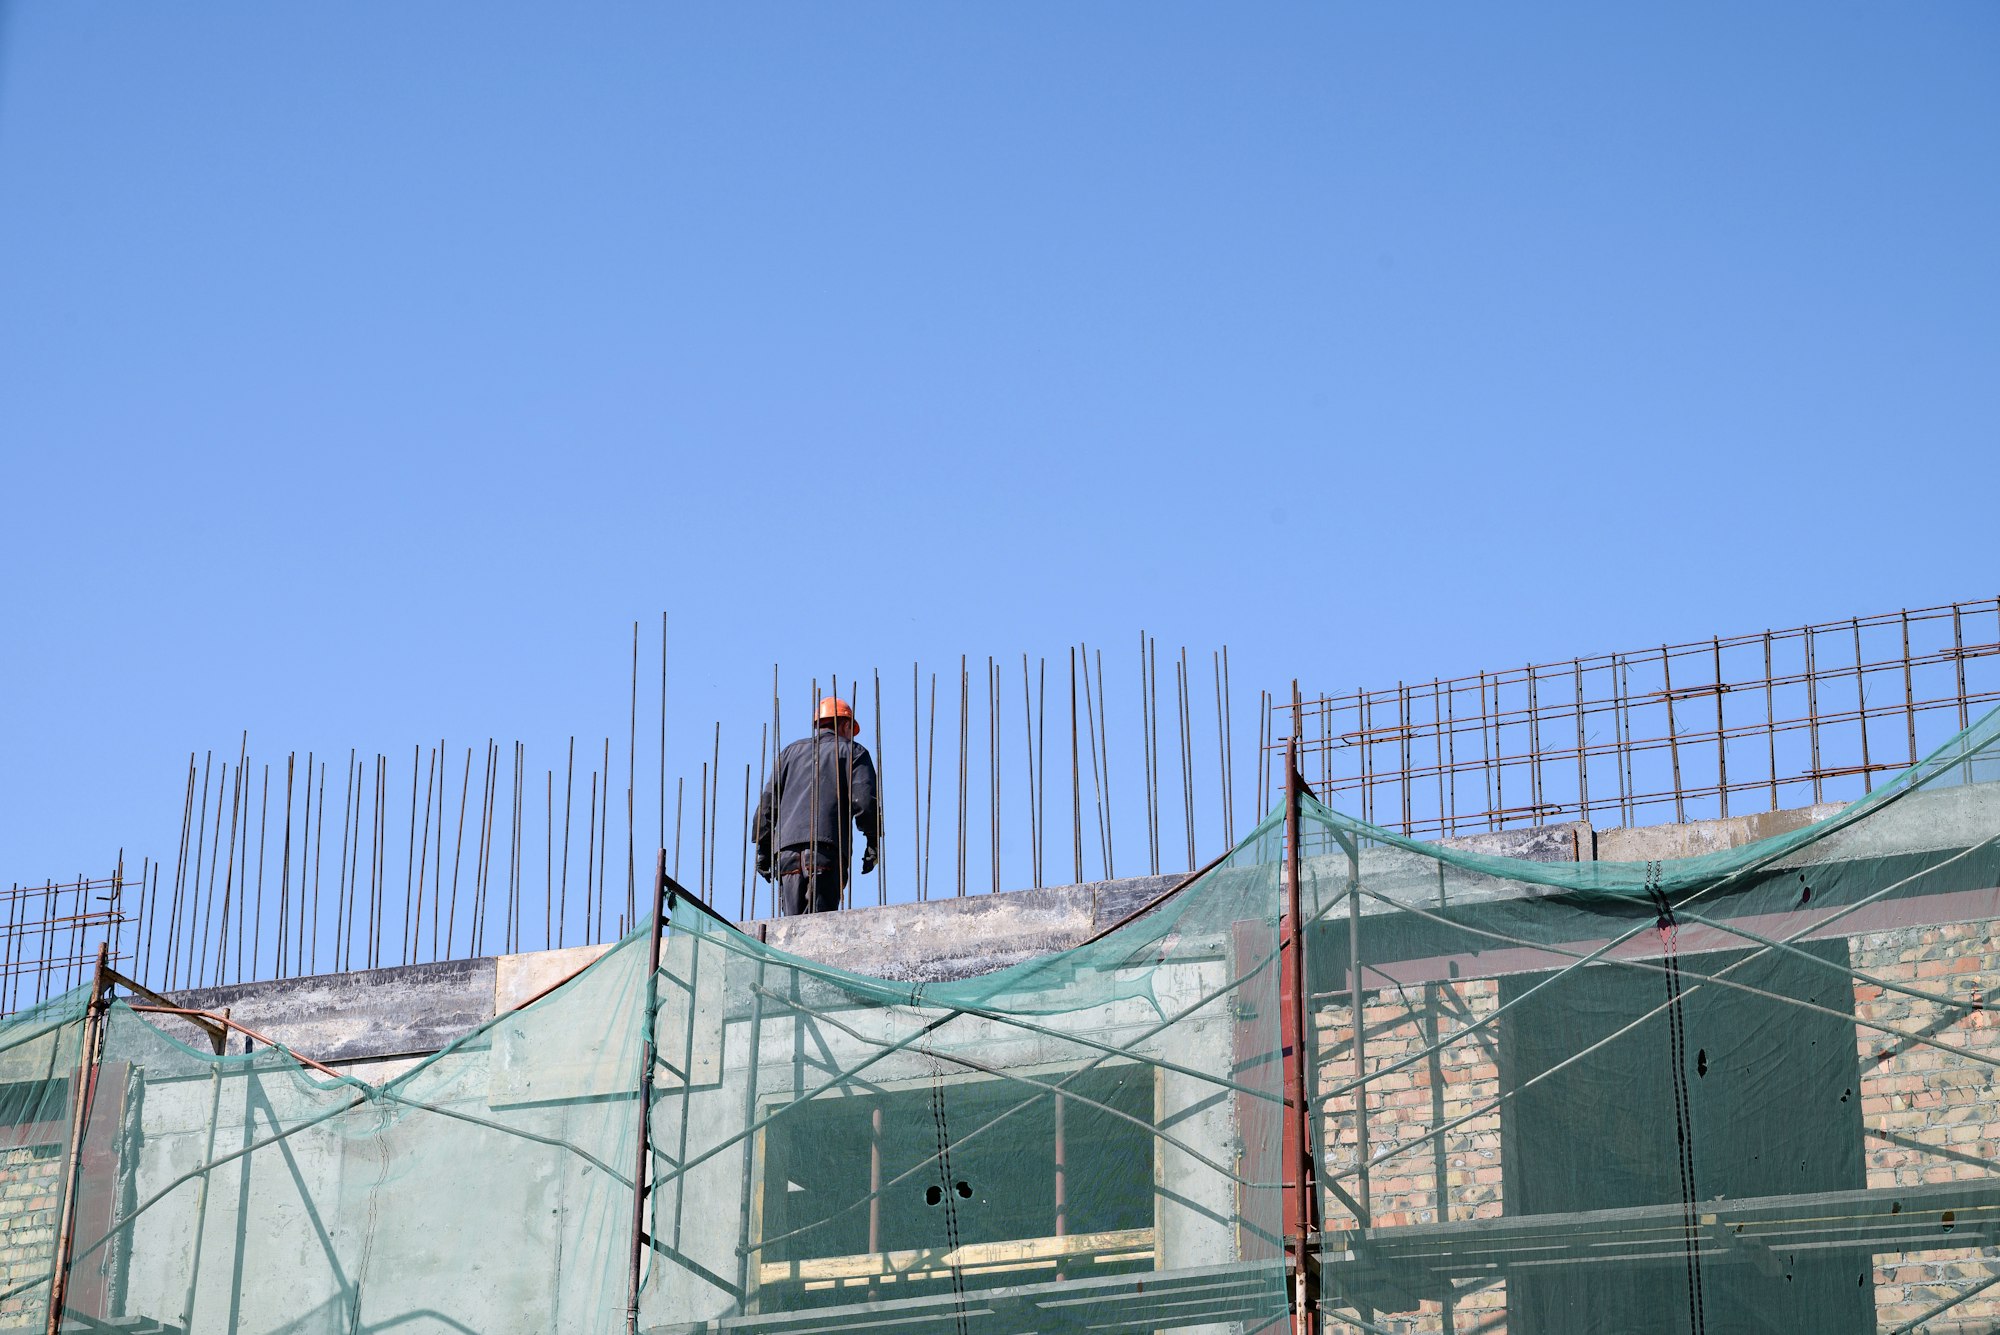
left=3, top=3, right=1996, bottom=931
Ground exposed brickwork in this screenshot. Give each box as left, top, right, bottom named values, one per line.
left=1313, top=916, right=2000, bottom=1334
left=1317, top=979, right=1506, bottom=1333
left=0, top=1141, right=60, bottom=1331
left=1853, top=919, right=2000, bottom=1334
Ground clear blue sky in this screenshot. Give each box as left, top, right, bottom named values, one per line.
left=3, top=4, right=1996, bottom=914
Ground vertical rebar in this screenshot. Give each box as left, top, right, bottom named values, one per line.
left=212, top=755, right=244, bottom=987
left=546, top=770, right=555, bottom=951
left=448, top=747, right=471, bottom=961
left=873, top=668, right=886, bottom=905
left=277, top=755, right=296, bottom=978
left=1713, top=639, right=1729, bottom=818
left=1360, top=691, right=1374, bottom=827
left=709, top=722, right=722, bottom=904
left=1144, top=635, right=1160, bottom=875
left=1954, top=604, right=1970, bottom=733
left=1764, top=632, right=1779, bottom=812
left=1902, top=610, right=1918, bottom=767
left=1081, top=646, right=1107, bottom=881
left=1219, top=647, right=1235, bottom=848
left=1662, top=646, right=1685, bottom=824
left=313, top=758, right=330, bottom=972
left=1572, top=662, right=1588, bottom=826
left=1094, top=649, right=1111, bottom=877
left=1398, top=683, right=1412, bottom=835
left=585, top=771, right=599, bottom=941
left=1444, top=680, right=1458, bottom=836
left=912, top=663, right=922, bottom=902
left=629, top=621, right=639, bottom=933
left=1477, top=674, right=1494, bottom=832
left=1176, top=649, right=1194, bottom=871
left=1616, top=656, right=1635, bottom=825
left=411, top=747, right=435, bottom=965
left=1069, top=648, right=1082, bottom=884
left=172, top=751, right=213, bottom=989
left=958, top=660, right=970, bottom=897
left=923, top=672, right=937, bottom=901
left=1806, top=626, right=1824, bottom=805
left=1526, top=666, right=1544, bottom=824
left=1148, top=636, right=1161, bottom=874
left=1022, top=654, right=1041, bottom=888
left=739, top=762, right=752, bottom=919
left=599, top=738, right=611, bottom=937
left=1852, top=617, right=1874, bottom=794
left=402, top=745, right=419, bottom=965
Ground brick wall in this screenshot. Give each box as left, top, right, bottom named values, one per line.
left=1317, top=978, right=1505, bottom=1334
left=1853, top=918, right=2000, bottom=1335
left=1305, top=916, right=2000, bottom=1335
left=0, top=1140, right=60, bottom=1331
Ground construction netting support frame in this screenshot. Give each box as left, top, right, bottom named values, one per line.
left=35, top=948, right=231, bottom=1335
left=1285, top=684, right=1325, bottom=1335
left=26, top=704, right=2000, bottom=1333
left=627, top=849, right=669, bottom=1335
left=42, top=946, right=105, bottom=1335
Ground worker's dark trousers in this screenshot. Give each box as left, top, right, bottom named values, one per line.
left=777, top=848, right=846, bottom=916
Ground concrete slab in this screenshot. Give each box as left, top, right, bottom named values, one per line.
left=175, top=956, right=495, bottom=1063
left=494, top=941, right=614, bottom=1012
left=1442, top=821, right=1590, bottom=863
left=1087, top=872, right=1192, bottom=934
left=759, top=886, right=1097, bottom=982
left=1596, top=805, right=1843, bottom=862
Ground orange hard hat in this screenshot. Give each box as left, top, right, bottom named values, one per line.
left=816, top=697, right=856, bottom=725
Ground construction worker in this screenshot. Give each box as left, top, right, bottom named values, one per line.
left=753, top=697, right=881, bottom=916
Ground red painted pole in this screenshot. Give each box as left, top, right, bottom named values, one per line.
left=1284, top=680, right=1321, bottom=1335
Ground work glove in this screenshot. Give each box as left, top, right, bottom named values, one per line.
left=755, top=846, right=774, bottom=883
left=861, top=842, right=879, bottom=875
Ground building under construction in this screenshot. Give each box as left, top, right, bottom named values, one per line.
left=4, top=599, right=2000, bottom=1334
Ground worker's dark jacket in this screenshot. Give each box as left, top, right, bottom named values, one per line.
left=752, top=730, right=880, bottom=881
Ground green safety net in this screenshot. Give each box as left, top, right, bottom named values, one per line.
left=0, top=990, right=85, bottom=1332
left=1299, top=707, right=2000, bottom=1335
left=0, top=790, right=1294, bottom=1334
left=0, top=707, right=1996, bottom=1334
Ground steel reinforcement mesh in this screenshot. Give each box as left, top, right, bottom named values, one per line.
left=1, top=708, right=1997, bottom=1334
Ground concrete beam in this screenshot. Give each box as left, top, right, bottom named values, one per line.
left=174, top=956, right=495, bottom=1063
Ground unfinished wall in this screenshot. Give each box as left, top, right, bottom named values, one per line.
left=1318, top=977, right=1504, bottom=1334
left=0, top=1140, right=59, bottom=1331
left=10, top=793, right=2000, bottom=1334
left=1853, top=918, right=2000, bottom=1335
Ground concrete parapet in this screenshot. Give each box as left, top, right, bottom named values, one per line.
left=174, top=956, right=495, bottom=1062
left=1595, top=803, right=1843, bottom=862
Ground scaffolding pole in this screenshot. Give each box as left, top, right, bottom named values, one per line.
left=1285, top=683, right=1322, bottom=1335
left=628, top=849, right=668, bottom=1333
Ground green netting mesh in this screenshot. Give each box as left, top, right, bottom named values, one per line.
left=5, top=709, right=1999, bottom=1334
left=1300, top=707, right=2000, bottom=1334
left=4, top=787, right=1292, bottom=1334
left=0, top=990, right=85, bottom=1332
left=641, top=818, right=1290, bottom=1335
